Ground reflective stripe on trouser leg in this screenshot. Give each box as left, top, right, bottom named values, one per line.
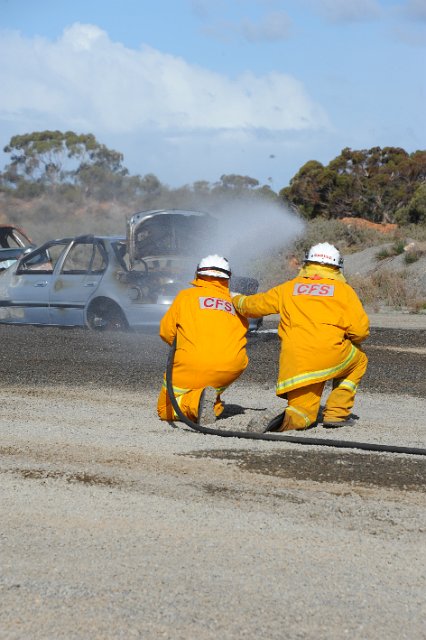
left=282, top=382, right=324, bottom=431
left=157, top=382, right=204, bottom=422
left=323, top=348, right=368, bottom=422
left=157, top=382, right=225, bottom=422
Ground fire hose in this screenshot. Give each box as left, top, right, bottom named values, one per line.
left=166, top=339, right=426, bottom=456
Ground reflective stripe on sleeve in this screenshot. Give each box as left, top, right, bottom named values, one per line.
left=233, top=295, right=247, bottom=313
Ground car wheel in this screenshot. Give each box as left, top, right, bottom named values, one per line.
left=86, top=298, right=129, bottom=331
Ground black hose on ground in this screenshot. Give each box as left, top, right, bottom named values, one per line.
left=165, top=339, right=426, bottom=456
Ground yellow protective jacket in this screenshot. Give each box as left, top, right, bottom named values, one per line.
left=233, top=264, right=369, bottom=395
left=160, top=276, right=249, bottom=391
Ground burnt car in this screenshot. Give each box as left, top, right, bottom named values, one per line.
left=0, top=209, right=261, bottom=331
left=0, top=225, right=35, bottom=271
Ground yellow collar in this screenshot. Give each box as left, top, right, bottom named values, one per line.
left=298, top=263, right=346, bottom=282
left=191, top=276, right=230, bottom=292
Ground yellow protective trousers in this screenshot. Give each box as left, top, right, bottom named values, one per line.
left=281, top=347, right=368, bottom=431
left=157, top=375, right=235, bottom=423
left=233, top=268, right=370, bottom=397
left=157, top=276, right=248, bottom=423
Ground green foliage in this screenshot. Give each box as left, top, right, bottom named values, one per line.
left=412, top=300, right=426, bottom=312
left=12, top=180, right=46, bottom=199
left=1, top=133, right=425, bottom=268
left=392, top=240, right=406, bottom=255
left=0, top=131, right=280, bottom=211
left=375, top=241, right=405, bottom=261
left=217, top=174, right=260, bottom=190
left=395, top=182, right=426, bottom=225
left=291, top=217, right=391, bottom=255
left=2, top=130, right=126, bottom=191
left=55, top=184, right=85, bottom=205
left=280, top=160, right=328, bottom=219
left=404, top=249, right=421, bottom=264
left=375, top=247, right=394, bottom=260
left=282, top=146, right=426, bottom=224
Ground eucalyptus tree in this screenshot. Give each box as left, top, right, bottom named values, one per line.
left=2, top=130, right=127, bottom=192
left=280, top=147, right=426, bottom=224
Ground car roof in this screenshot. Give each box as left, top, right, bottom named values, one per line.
left=43, top=234, right=126, bottom=244
left=128, top=208, right=213, bottom=225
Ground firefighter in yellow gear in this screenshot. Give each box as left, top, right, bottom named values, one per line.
left=157, top=255, right=249, bottom=424
left=233, top=243, right=369, bottom=431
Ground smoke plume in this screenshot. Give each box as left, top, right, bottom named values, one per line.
left=198, top=197, right=305, bottom=276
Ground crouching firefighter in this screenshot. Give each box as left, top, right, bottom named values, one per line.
left=233, top=243, right=370, bottom=431
left=157, top=255, right=249, bottom=425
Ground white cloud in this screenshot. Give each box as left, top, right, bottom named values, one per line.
left=0, top=23, right=329, bottom=136
left=0, top=22, right=332, bottom=186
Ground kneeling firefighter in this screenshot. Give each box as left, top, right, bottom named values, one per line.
left=233, top=243, right=369, bottom=431
left=157, top=255, right=249, bottom=425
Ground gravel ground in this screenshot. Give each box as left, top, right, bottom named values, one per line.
left=0, top=318, right=425, bottom=640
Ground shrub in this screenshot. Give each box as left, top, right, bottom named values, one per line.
left=404, top=250, right=421, bottom=264
left=375, top=240, right=406, bottom=261
left=376, top=247, right=393, bottom=260
left=293, top=218, right=396, bottom=257
left=348, top=270, right=426, bottom=312
left=392, top=240, right=405, bottom=255
left=411, top=300, right=426, bottom=312
left=401, top=223, right=426, bottom=242
left=348, top=270, right=410, bottom=310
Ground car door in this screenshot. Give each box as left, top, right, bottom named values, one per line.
left=48, top=238, right=107, bottom=326
left=5, top=241, right=69, bottom=325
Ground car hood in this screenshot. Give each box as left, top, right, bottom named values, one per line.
left=126, top=209, right=218, bottom=269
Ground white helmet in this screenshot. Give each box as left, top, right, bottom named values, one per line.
left=196, top=254, right=231, bottom=279
left=305, top=242, right=343, bottom=268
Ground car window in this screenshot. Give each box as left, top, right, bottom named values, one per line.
left=10, top=229, right=32, bottom=248
left=61, top=241, right=107, bottom=275
left=133, top=214, right=216, bottom=259
left=135, top=217, right=173, bottom=256
left=172, top=215, right=215, bottom=254
left=17, top=242, right=67, bottom=273
left=112, top=241, right=129, bottom=270
left=0, top=227, right=32, bottom=249
left=90, top=242, right=108, bottom=273
left=0, top=231, right=17, bottom=249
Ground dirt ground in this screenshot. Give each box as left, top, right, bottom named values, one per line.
left=0, top=316, right=425, bottom=640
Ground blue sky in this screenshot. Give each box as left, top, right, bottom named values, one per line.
left=0, top=0, right=425, bottom=190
